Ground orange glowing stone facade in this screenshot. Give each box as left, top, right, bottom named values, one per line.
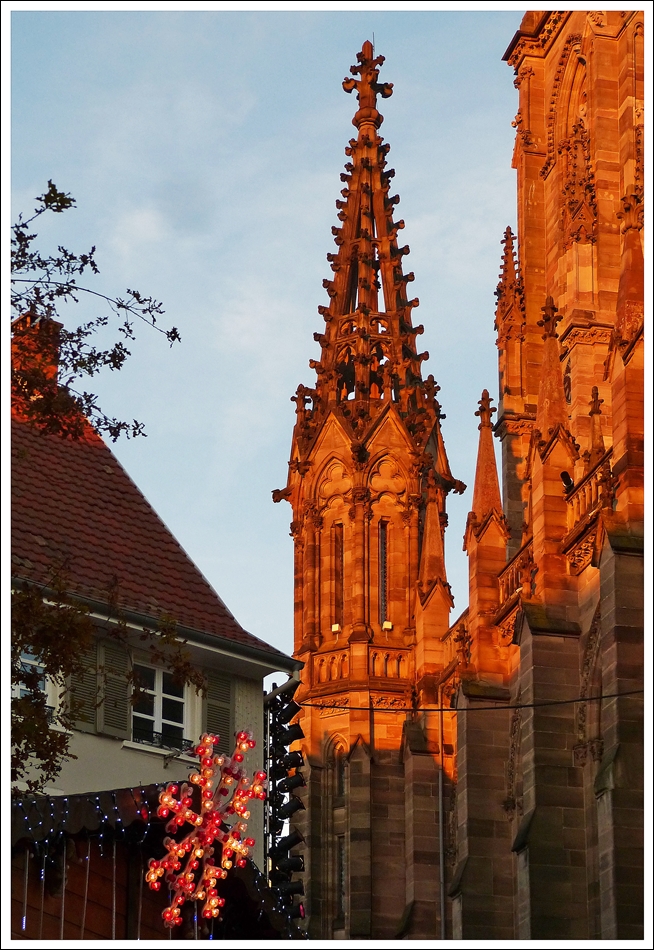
left=275, top=15, right=643, bottom=940
left=273, top=41, right=462, bottom=938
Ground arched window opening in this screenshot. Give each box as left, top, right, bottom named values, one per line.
left=369, top=341, right=388, bottom=399
left=336, top=346, right=356, bottom=402
left=335, top=745, right=346, bottom=798
left=346, top=257, right=359, bottom=314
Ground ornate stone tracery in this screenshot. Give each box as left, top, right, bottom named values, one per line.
left=558, top=120, right=598, bottom=249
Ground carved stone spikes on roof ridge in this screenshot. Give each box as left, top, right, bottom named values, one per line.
left=469, top=389, right=505, bottom=531
left=534, top=296, right=571, bottom=440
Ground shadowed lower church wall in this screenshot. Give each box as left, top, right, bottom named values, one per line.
left=451, top=693, right=514, bottom=940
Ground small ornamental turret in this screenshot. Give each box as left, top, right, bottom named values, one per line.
left=464, top=389, right=506, bottom=545
left=494, top=226, right=525, bottom=346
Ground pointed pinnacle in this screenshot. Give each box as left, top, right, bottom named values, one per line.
left=497, top=226, right=518, bottom=292
left=470, top=390, right=502, bottom=522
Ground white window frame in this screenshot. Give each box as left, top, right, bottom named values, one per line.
left=13, top=650, right=58, bottom=714
left=131, top=661, right=191, bottom=752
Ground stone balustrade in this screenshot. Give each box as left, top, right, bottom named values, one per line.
left=566, top=449, right=613, bottom=531
left=498, top=539, right=534, bottom=605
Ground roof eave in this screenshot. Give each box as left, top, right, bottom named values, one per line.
left=12, top=576, right=301, bottom=676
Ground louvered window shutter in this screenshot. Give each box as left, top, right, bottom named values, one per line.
left=204, top=671, right=233, bottom=754
left=97, top=640, right=130, bottom=739
left=70, top=642, right=98, bottom=733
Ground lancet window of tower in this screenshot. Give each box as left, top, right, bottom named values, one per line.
left=333, top=523, right=344, bottom=628
left=378, top=520, right=389, bottom=624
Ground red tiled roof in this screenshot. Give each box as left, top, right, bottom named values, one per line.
left=11, top=413, right=289, bottom=662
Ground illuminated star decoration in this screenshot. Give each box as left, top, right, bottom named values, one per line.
left=145, top=731, right=267, bottom=928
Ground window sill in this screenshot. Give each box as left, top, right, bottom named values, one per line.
left=121, top=740, right=197, bottom=763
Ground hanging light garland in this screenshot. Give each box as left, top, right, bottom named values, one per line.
left=145, top=731, right=267, bottom=929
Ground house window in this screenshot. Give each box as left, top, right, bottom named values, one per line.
left=13, top=650, right=55, bottom=721
left=15, top=650, right=46, bottom=699
left=132, top=663, right=189, bottom=752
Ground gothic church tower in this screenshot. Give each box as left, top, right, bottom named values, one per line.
left=273, top=42, right=463, bottom=939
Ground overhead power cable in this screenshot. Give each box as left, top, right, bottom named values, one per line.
left=299, top=688, right=644, bottom=714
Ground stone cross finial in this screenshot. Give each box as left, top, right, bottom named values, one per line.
left=343, top=40, right=393, bottom=131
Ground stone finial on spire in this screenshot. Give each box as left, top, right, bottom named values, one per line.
left=585, top=385, right=606, bottom=472
left=475, top=388, right=496, bottom=430
left=589, top=385, right=603, bottom=416
left=537, top=295, right=563, bottom=339
left=343, top=40, right=393, bottom=132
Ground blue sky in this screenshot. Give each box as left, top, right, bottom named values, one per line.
left=11, top=7, right=524, bottom=662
